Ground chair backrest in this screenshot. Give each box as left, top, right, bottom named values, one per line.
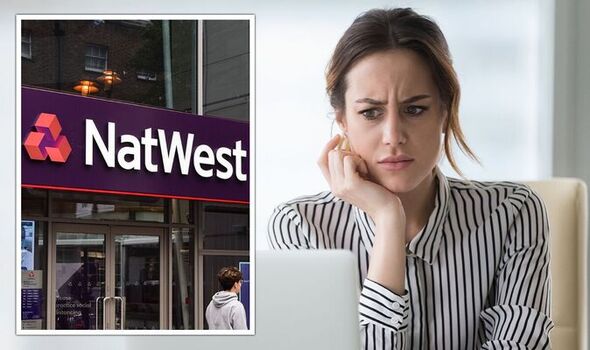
left=523, top=179, right=587, bottom=350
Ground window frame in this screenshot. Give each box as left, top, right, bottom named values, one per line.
left=84, top=43, right=108, bottom=73
left=21, top=30, right=32, bottom=59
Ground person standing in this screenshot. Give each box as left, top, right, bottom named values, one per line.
left=205, top=266, right=247, bottom=330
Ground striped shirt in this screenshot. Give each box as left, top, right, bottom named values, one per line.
left=267, top=166, right=553, bottom=349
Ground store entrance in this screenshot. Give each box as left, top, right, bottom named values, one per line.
left=51, top=224, right=165, bottom=330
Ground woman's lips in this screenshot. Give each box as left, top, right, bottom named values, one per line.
left=377, top=159, right=414, bottom=171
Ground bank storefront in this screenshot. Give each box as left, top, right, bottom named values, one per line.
left=18, top=17, right=252, bottom=331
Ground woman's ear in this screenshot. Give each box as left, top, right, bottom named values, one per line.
left=335, top=110, right=347, bottom=134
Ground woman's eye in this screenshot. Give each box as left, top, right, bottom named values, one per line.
left=405, top=105, right=428, bottom=116
left=360, top=109, right=381, bottom=120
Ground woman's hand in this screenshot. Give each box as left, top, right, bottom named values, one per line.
left=317, top=134, right=405, bottom=226
left=318, top=134, right=407, bottom=294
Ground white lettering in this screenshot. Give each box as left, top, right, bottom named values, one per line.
left=117, top=134, right=141, bottom=170
left=84, top=119, right=247, bottom=181
left=85, top=119, right=115, bottom=167
left=193, top=145, right=215, bottom=177
left=141, top=128, right=158, bottom=172
left=215, top=147, right=233, bottom=180
left=233, top=140, right=247, bottom=182
left=158, top=130, right=194, bottom=175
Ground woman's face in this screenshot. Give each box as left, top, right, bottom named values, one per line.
left=338, top=49, right=446, bottom=193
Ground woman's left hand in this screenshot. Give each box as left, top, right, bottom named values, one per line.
left=318, top=134, right=406, bottom=227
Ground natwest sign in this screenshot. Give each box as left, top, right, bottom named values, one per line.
left=21, top=87, right=249, bottom=203
left=85, top=120, right=247, bottom=181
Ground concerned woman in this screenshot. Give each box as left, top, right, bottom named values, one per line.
left=268, top=8, right=553, bottom=350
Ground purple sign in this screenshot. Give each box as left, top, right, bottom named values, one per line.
left=21, top=87, right=249, bottom=203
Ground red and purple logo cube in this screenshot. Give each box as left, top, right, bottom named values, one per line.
left=23, top=113, right=72, bottom=163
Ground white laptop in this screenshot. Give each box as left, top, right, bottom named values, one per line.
left=127, top=250, right=361, bottom=349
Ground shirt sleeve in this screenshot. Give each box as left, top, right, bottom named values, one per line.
left=268, top=203, right=410, bottom=349
left=359, top=278, right=410, bottom=332
left=231, top=302, right=248, bottom=330
left=267, top=203, right=313, bottom=249
left=479, top=186, right=554, bottom=349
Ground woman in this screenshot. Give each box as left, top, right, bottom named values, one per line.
left=268, top=8, right=553, bottom=350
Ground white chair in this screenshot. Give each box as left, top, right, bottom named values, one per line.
left=523, top=179, right=588, bottom=350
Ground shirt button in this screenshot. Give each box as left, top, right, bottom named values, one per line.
left=392, top=302, right=401, bottom=310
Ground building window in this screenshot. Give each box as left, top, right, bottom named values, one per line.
left=50, top=191, right=166, bottom=223
left=22, top=31, right=32, bottom=59
left=85, top=44, right=108, bottom=72
left=202, top=204, right=248, bottom=250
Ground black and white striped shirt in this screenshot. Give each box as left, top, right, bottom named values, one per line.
left=267, top=166, right=553, bottom=349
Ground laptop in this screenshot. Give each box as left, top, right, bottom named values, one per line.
left=126, top=250, right=361, bottom=349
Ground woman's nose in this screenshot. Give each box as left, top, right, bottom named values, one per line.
left=382, top=111, right=406, bottom=145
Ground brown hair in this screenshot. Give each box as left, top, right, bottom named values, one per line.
left=326, top=8, right=479, bottom=176
left=217, top=266, right=243, bottom=291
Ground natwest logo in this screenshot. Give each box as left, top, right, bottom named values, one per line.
left=23, top=113, right=72, bottom=163
left=85, top=119, right=247, bottom=181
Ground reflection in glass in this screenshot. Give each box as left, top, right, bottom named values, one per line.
left=22, top=188, right=47, bottom=217
left=171, top=199, right=192, bottom=224
left=115, top=234, right=160, bottom=330
left=22, top=20, right=250, bottom=122
left=55, top=232, right=105, bottom=330
left=203, top=204, right=248, bottom=250
left=21, top=20, right=167, bottom=109
left=172, top=228, right=194, bottom=329
left=52, top=191, right=165, bottom=223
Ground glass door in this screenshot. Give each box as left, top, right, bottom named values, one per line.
left=53, top=224, right=107, bottom=330
left=51, top=224, right=165, bottom=330
left=112, top=226, right=164, bottom=330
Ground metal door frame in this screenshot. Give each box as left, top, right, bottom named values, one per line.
left=110, top=225, right=167, bottom=329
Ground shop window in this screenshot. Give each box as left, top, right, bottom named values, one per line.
left=202, top=203, right=248, bottom=250
left=85, top=44, right=108, bottom=72
left=115, top=234, right=160, bottom=330
left=171, top=199, right=192, bottom=224
left=54, top=232, right=105, bottom=330
left=21, top=31, right=32, bottom=59
left=51, top=191, right=166, bottom=223
left=22, top=188, right=47, bottom=217
left=171, top=228, right=194, bottom=329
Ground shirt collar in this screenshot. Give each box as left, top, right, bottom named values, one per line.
left=353, top=166, right=450, bottom=265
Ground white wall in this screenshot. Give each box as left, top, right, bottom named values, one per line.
left=553, top=0, right=590, bottom=181
left=553, top=0, right=590, bottom=343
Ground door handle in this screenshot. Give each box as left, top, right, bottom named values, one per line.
left=102, top=296, right=114, bottom=330
left=113, top=296, right=126, bottom=330
left=95, top=296, right=104, bottom=330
